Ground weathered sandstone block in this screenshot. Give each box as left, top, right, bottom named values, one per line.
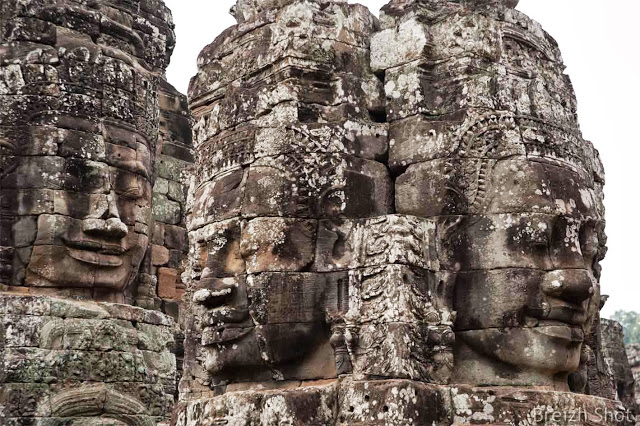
left=0, top=295, right=176, bottom=424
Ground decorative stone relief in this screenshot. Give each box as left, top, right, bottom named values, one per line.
left=0, top=0, right=188, bottom=423
left=175, top=0, right=629, bottom=425
left=0, top=296, right=176, bottom=424
left=0, top=0, right=633, bottom=425
left=373, top=0, right=606, bottom=391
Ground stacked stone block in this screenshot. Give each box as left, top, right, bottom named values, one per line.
left=0, top=0, right=185, bottom=423
left=176, top=1, right=622, bottom=424
left=182, top=0, right=428, bottom=394
left=629, top=344, right=640, bottom=409
left=137, top=79, right=193, bottom=316
left=0, top=295, right=176, bottom=424
left=601, top=320, right=638, bottom=414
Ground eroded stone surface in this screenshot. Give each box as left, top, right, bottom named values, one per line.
left=0, top=0, right=185, bottom=304
left=174, top=0, right=624, bottom=424
left=372, top=0, right=606, bottom=392
left=181, top=0, right=404, bottom=395
left=0, top=0, right=192, bottom=422
left=174, top=379, right=634, bottom=426
left=628, top=344, right=640, bottom=410
left=0, top=295, right=177, bottom=424
left=1, top=0, right=629, bottom=424
left=600, top=319, right=638, bottom=414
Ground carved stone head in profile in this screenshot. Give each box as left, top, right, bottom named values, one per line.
left=385, top=1, right=607, bottom=389
left=183, top=0, right=609, bottom=395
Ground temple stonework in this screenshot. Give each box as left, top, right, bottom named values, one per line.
left=628, top=344, right=640, bottom=410
left=0, top=0, right=637, bottom=425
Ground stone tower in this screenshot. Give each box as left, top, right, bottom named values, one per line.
left=0, top=0, right=635, bottom=425
left=174, top=0, right=633, bottom=425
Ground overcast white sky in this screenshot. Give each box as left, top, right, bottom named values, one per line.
left=164, top=0, right=640, bottom=318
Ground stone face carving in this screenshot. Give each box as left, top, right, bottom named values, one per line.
left=0, top=1, right=188, bottom=424
left=176, top=0, right=622, bottom=424
left=373, top=0, right=606, bottom=390
left=0, top=0, right=630, bottom=424
left=182, top=0, right=399, bottom=392
left=0, top=0, right=178, bottom=303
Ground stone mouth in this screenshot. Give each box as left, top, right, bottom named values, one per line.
left=66, top=247, right=125, bottom=267
left=532, top=323, right=585, bottom=343
left=63, top=237, right=129, bottom=256
left=202, top=325, right=253, bottom=345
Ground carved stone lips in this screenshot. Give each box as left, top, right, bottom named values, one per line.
left=63, top=237, right=128, bottom=267
left=63, top=237, right=128, bottom=255
left=527, top=302, right=587, bottom=327
left=534, top=321, right=585, bottom=343
left=202, top=326, right=252, bottom=345
left=193, top=288, right=233, bottom=307
left=546, top=304, right=587, bottom=326
left=67, top=247, right=124, bottom=267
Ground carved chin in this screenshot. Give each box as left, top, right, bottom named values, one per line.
left=458, top=326, right=584, bottom=373
left=202, top=330, right=264, bottom=375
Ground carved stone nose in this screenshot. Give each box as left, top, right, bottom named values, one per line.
left=542, top=270, right=595, bottom=306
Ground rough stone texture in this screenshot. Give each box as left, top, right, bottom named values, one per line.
left=0, top=0, right=192, bottom=422
left=0, top=0, right=629, bottom=424
left=373, top=0, right=607, bottom=392
left=175, top=0, right=624, bottom=424
left=174, top=379, right=634, bottom=426
left=0, top=294, right=176, bottom=424
left=628, top=344, right=640, bottom=409
left=182, top=0, right=404, bottom=395
left=600, top=320, right=637, bottom=414
left=0, top=0, right=181, bottom=303
left=138, top=79, right=193, bottom=316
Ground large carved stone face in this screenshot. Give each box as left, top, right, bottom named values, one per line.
left=0, top=0, right=175, bottom=299
left=188, top=219, right=338, bottom=384
left=195, top=274, right=329, bottom=383
left=24, top=123, right=154, bottom=294
left=444, top=158, right=604, bottom=388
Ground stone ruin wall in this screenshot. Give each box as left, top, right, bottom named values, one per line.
left=629, top=344, right=640, bottom=409
left=601, top=319, right=639, bottom=415
left=0, top=296, right=176, bottom=424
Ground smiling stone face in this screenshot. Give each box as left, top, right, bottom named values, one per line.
left=0, top=0, right=176, bottom=301
left=183, top=0, right=392, bottom=388
left=376, top=0, right=608, bottom=390
left=24, top=123, right=154, bottom=295
left=443, top=162, right=605, bottom=388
